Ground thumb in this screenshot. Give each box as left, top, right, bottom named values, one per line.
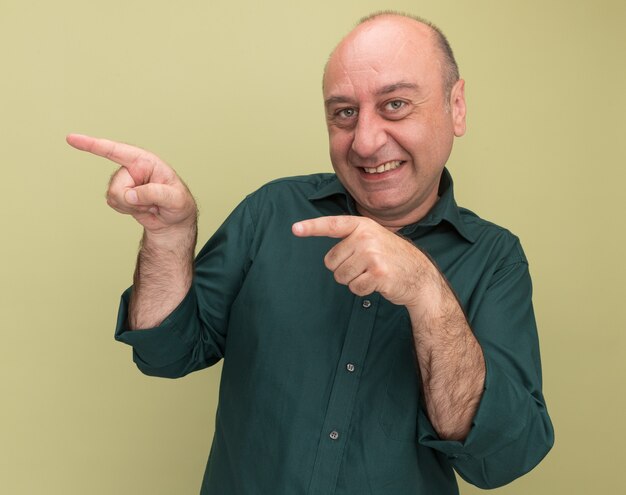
left=125, top=189, right=140, bottom=204
left=124, top=183, right=174, bottom=207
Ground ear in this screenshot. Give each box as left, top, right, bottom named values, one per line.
left=450, top=79, right=467, bottom=137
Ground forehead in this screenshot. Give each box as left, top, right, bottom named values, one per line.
left=324, top=18, right=441, bottom=98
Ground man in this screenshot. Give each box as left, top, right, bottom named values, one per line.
left=68, top=12, right=553, bottom=495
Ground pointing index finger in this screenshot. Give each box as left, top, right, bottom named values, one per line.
left=66, top=133, right=148, bottom=170
left=292, top=215, right=361, bottom=238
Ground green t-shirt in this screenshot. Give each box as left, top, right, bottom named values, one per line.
left=116, top=169, right=553, bottom=494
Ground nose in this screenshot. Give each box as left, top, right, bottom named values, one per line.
left=350, top=110, right=387, bottom=159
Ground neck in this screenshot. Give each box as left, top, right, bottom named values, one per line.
left=356, top=195, right=440, bottom=232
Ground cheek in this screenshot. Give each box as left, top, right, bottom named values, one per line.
left=328, top=131, right=352, bottom=163
left=395, top=119, right=453, bottom=162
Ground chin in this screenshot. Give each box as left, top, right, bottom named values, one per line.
left=361, top=193, right=408, bottom=211
left=358, top=199, right=406, bottom=219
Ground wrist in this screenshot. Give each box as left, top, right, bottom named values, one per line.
left=404, top=249, right=445, bottom=311
left=142, top=218, right=198, bottom=254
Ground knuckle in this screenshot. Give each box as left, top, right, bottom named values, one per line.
left=134, top=151, right=152, bottom=166
left=104, top=142, right=117, bottom=161
left=349, top=279, right=369, bottom=296
left=370, top=267, right=387, bottom=281
left=131, top=153, right=159, bottom=181
left=356, top=229, right=376, bottom=244
left=368, top=256, right=386, bottom=276
left=335, top=264, right=359, bottom=287
left=327, top=216, right=341, bottom=234
left=105, top=191, right=119, bottom=208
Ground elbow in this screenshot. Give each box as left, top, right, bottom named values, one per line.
left=132, top=345, right=222, bottom=379
left=456, top=411, right=554, bottom=489
left=132, top=351, right=196, bottom=379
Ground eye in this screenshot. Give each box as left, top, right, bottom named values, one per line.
left=337, top=107, right=357, bottom=119
left=385, top=100, right=405, bottom=111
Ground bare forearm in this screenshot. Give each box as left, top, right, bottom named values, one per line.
left=128, top=223, right=197, bottom=329
left=408, top=259, right=485, bottom=441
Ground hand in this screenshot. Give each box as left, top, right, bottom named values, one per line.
left=292, top=216, right=427, bottom=306
left=66, top=134, right=197, bottom=235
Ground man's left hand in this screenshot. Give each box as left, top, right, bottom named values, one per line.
left=294, top=215, right=485, bottom=441
left=292, top=216, right=427, bottom=307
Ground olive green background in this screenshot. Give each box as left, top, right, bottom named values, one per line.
left=1, top=0, right=624, bottom=493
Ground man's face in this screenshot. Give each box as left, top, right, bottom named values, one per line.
left=323, top=17, right=466, bottom=229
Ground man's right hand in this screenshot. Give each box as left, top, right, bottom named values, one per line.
left=67, top=133, right=197, bottom=329
left=66, top=134, right=197, bottom=238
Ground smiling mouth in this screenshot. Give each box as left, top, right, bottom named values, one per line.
left=363, top=160, right=403, bottom=174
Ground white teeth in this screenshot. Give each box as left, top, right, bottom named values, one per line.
left=363, top=161, right=402, bottom=174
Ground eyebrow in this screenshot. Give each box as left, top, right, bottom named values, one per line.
left=324, top=95, right=353, bottom=108
left=324, top=82, right=421, bottom=108
left=376, top=82, right=420, bottom=95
